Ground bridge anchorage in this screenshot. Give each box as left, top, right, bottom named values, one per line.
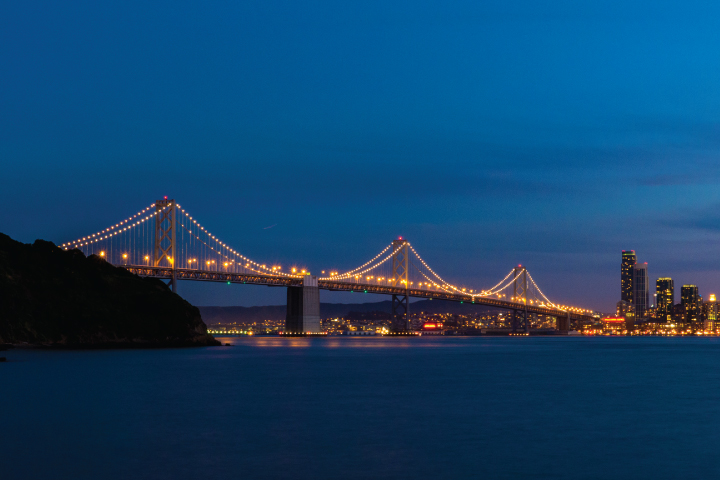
left=60, top=198, right=596, bottom=335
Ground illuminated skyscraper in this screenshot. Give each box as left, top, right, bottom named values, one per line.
left=704, top=294, right=718, bottom=332
left=656, top=278, right=674, bottom=322
left=632, top=263, right=649, bottom=318
left=621, top=250, right=636, bottom=303
left=681, top=285, right=700, bottom=325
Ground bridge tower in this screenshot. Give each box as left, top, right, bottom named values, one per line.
left=154, top=198, right=177, bottom=293
left=390, top=238, right=410, bottom=333
left=285, top=275, right=321, bottom=334
left=512, top=266, right=530, bottom=334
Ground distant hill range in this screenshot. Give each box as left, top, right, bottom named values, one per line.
left=199, top=300, right=502, bottom=324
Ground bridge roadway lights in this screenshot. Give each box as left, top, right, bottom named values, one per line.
left=285, top=275, right=321, bottom=334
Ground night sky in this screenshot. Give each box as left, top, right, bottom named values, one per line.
left=3, top=1, right=720, bottom=311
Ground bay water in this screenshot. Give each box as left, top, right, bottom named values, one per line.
left=3, top=336, right=720, bottom=479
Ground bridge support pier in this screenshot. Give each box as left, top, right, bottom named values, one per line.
left=391, top=294, right=409, bottom=333
left=285, top=275, right=321, bottom=334
left=557, top=312, right=570, bottom=334
left=511, top=309, right=530, bottom=334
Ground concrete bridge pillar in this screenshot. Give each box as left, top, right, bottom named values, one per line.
left=285, top=275, right=321, bottom=334
left=557, top=312, right=570, bottom=334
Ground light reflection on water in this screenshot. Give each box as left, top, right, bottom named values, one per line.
left=217, top=335, right=555, bottom=349
left=217, top=335, right=447, bottom=348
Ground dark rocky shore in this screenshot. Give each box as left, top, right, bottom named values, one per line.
left=0, top=233, right=219, bottom=348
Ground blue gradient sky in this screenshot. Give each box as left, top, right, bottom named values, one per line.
left=2, top=1, right=720, bottom=311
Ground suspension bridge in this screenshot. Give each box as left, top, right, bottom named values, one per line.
left=61, top=198, right=596, bottom=334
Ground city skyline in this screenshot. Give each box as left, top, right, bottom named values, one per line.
left=3, top=1, right=720, bottom=312
left=621, top=249, right=717, bottom=314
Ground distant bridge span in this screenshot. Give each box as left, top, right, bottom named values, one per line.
left=64, top=198, right=596, bottom=334
left=125, top=266, right=595, bottom=328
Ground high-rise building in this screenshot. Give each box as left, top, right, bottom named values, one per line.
left=632, top=263, right=649, bottom=319
left=703, top=294, right=718, bottom=332
left=656, top=278, right=674, bottom=323
left=672, top=303, right=686, bottom=324
left=616, top=300, right=633, bottom=319
left=621, top=251, right=636, bottom=303
left=681, top=285, right=700, bottom=325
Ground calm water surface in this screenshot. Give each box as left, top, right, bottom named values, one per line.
left=3, top=336, right=720, bottom=479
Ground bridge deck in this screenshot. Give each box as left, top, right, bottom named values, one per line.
left=123, top=265, right=595, bottom=322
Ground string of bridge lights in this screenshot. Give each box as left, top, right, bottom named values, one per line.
left=318, top=244, right=394, bottom=280
left=59, top=202, right=593, bottom=314
left=525, top=270, right=592, bottom=313
left=409, top=244, right=517, bottom=297
left=409, top=243, right=594, bottom=313
left=62, top=204, right=168, bottom=250
left=411, top=264, right=589, bottom=312
left=318, top=243, right=406, bottom=281
left=525, top=271, right=556, bottom=307
left=324, top=241, right=529, bottom=300
left=408, top=244, right=486, bottom=295
left=176, top=205, right=300, bottom=278
left=176, top=221, right=298, bottom=278
left=526, top=271, right=593, bottom=312
left=322, top=241, right=520, bottom=299
left=60, top=203, right=157, bottom=250
left=414, top=268, right=468, bottom=295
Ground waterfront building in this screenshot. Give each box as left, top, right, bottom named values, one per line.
left=681, top=285, right=700, bottom=326
left=621, top=251, right=636, bottom=303
left=632, top=263, right=649, bottom=319
left=420, top=322, right=444, bottom=335
left=656, top=278, right=674, bottom=323
left=602, top=316, right=626, bottom=335
left=703, top=294, right=718, bottom=332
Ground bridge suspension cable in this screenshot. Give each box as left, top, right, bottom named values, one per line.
left=175, top=205, right=300, bottom=278
left=408, top=244, right=518, bottom=297
left=61, top=203, right=159, bottom=250
left=59, top=199, right=594, bottom=314
left=318, top=243, right=402, bottom=281
left=525, top=271, right=557, bottom=308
